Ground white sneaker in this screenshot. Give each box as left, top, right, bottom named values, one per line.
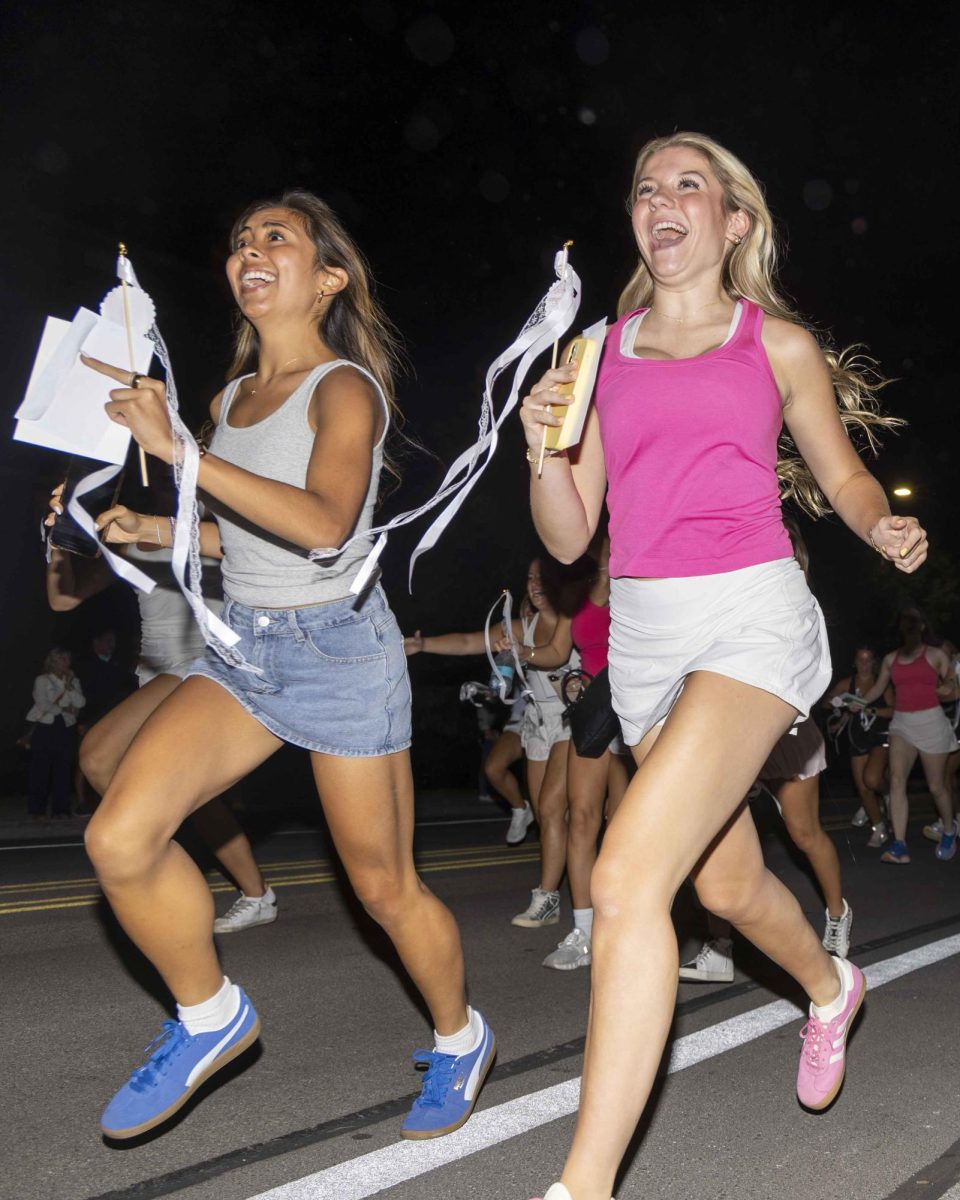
left=213, top=887, right=278, bottom=934
left=851, top=806, right=869, bottom=827
left=506, top=801, right=535, bottom=845
left=822, top=898, right=853, bottom=958
left=512, top=888, right=560, bottom=927
left=867, top=821, right=889, bottom=849
left=923, top=819, right=945, bottom=843
left=542, top=927, right=592, bottom=971
left=679, top=938, right=734, bottom=983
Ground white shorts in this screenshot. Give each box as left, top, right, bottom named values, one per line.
left=889, top=707, right=959, bottom=755
left=759, top=716, right=827, bottom=782
left=520, top=700, right=570, bottom=762
left=609, top=558, right=831, bottom=746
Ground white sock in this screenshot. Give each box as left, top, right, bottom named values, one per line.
left=177, top=976, right=241, bottom=1036
left=245, top=885, right=276, bottom=905
left=811, top=956, right=852, bottom=1023
left=573, top=907, right=594, bottom=939
left=434, top=1006, right=484, bottom=1057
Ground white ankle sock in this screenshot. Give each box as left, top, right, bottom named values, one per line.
left=811, top=956, right=851, bottom=1022
left=245, top=885, right=276, bottom=905
left=573, top=907, right=593, bottom=939
left=177, top=976, right=240, bottom=1036
left=434, top=1006, right=484, bottom=1057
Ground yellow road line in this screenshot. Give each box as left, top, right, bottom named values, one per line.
left=0, top=852, right=541, bottom=918
left=0, top=843, right=526, bottom=894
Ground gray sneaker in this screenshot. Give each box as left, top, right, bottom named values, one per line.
left=679, top=938, right=734, bottom=983
left=851, top=806, right=869, bottom=827
left=506, top=802, right=535, bottom=845
left=822, top=899, right=853, bottom=958
left=867, top=821, right=889, bottom=849
left=512, top=888, right=560, bottom=928
left=542, top=927, right=592, bottom=970
left=214, top=888, right=278, bottom=934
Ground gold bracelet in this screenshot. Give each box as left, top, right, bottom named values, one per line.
left=528, top=647, right=536, bottom=661
left=868, top=528, right=885, bottom=555
left=155, top=517, right=163, bottom=546
left=525, top=447, right=567, bottom=464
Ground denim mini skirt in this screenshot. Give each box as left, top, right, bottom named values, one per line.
left=185, top=585, right=412, bottom=757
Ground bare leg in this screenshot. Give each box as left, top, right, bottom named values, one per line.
left=80, top=674, right=267, bottom=899
left=560, top=673, right=840, bottom=1200
left=191, top=797, right=267, bottom=898
left=917, top=749, right=954, bottom=830
left=566, top=748, right=610, bottom=910
left=483, top=730, right=525, bottom=809
left=531, top=740, right=571, bottom=893
left=84, top=678, right=282, bottom=1004
left=849, top=754, right=883, bottom=826
left=311, top=750, right=468, bottom=1036
left=887, top=734, right=918, bottom=843
left=863, top=745, right=889, bottom=797
left=778, top=775, right=844, bottom=916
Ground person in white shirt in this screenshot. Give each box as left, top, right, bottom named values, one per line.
left=26, top=647, right=85, bottom=818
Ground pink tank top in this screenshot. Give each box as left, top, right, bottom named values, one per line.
left=571, top=597, right=610, bottom=677
left=891, top=652, right=940, bottom=712
left=595, top=300, right=792, bottom=578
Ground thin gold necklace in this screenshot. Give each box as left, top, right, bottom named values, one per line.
left=649, top=298, right=729, bottom=324
left=246, top=356, right=304, bottom=397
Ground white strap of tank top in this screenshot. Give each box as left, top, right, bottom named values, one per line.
left=306, top=249, right=582, bottom=596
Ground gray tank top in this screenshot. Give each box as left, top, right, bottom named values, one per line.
left=209, top=360, right=388, bottom=608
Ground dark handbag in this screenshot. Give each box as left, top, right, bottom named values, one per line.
left=562, top=666, right=619, bottom=758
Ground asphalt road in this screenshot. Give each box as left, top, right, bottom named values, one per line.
left=2, top=789, right=959, bottom=1200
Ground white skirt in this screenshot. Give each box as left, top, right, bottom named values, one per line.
left=609, top=558, right=831, bottom=746
left=888, top=707, right=959, bottom=755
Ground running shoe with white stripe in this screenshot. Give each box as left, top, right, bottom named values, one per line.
left=401, top=1011, right=496, bottom=1138
left=796, top=958, right=865, bottom=1110
left=936, top=819, right=958, bottom=861
left=100, top=988, right=260, bottom=1138
left=679, top=938, right=734, bottom=983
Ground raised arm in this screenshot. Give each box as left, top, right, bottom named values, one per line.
left=519, top=358, right=608, bottom=564
left=768, top=323, right=926, bottom=572
left=404, top=630, right=489, bottom=658
left=86, top=356, right=382, bottom=553
left=855, top=653, right=895, bottom=707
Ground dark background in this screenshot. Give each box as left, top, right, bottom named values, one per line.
left=2, top=0, right=957, bottom=787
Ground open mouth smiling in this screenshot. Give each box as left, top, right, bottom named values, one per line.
left=651, top=220, right=688, bottom=248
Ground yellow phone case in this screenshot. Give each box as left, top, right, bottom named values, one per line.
left=543, top=334, right=602, bottom=451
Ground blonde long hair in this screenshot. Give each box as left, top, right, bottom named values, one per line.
left=227, top=190, right=405, bottom=491
left=619, top=132, right=903, bottom=517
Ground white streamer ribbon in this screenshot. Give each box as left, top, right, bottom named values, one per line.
left=482, top=589, right=535, bottom=707
left=308, top=247, right=582, bottom=594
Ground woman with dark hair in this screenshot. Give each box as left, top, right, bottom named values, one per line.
left=853, top=606, right=957, bottom=863
left=823, top=645, right=893, bottom=847
left=79, top=191, right=493, bottom=1142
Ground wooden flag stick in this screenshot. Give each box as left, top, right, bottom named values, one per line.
left=118, top=243, right=149, bottom=487
left=537, top=240, right=573, bottom=478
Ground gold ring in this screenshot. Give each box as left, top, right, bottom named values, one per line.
left=130, top=372, right=143, bottom=389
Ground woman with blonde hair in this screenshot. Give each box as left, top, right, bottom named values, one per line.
left=523, top=132, right=924, bottom=1200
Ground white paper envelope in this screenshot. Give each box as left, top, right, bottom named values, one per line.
left=15, top=309, right=154, bottom=465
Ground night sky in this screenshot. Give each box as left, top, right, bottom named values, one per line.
left=2, top=1, right=957, bottom=764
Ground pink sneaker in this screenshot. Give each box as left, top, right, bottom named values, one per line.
left=797, top=957, right=866, bottom=1110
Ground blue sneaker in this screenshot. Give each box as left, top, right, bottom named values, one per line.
left=101, top=988, right=260, bottom=1139
left=401, top=1011, right=496, bottom=1139
left=936, top=819, right=958, bottom=861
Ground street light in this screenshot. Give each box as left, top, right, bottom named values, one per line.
left=892, top=486, right=913, bottom=498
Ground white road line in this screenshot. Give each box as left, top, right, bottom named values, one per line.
left=940, top=1184, right=960, bottom=1199
left=247, top=931, right=960, bottom=1200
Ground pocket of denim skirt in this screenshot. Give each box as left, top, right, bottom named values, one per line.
left=303, top=616, right=387, bottom=664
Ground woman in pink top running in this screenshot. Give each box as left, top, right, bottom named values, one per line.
left=854, top=606, right=957, bottom=863
left=521, top=132, right=925, bottom=1200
